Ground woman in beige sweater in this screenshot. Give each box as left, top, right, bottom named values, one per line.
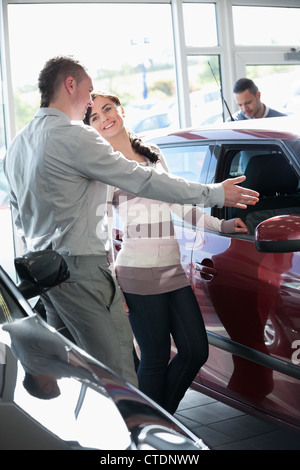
left=84, top=92, right=248, bottom=414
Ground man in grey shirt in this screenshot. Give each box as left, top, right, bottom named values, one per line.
left=4, top=56, right=258, bottom=386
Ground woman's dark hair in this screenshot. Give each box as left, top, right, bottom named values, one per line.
left=38, top=55, right=88, bottom=108
left=84, top=91, right=160, bottom=164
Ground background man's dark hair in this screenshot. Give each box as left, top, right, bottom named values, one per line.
left=233, top=78, right=258, bottom=96
left=38, top=55, right=87, bottom=108
left=23, top=372, right=58, bottom=400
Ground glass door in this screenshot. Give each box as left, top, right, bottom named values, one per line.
left=231, top=4, right=300, bottom=117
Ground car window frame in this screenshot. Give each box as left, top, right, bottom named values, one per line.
left=153, top=136, right=300, bottom=238
left=157, top=141, right=215, bottom=228
left=209, top=139, right=300, bottom=230
left=158, top=141, right=214, bottom=184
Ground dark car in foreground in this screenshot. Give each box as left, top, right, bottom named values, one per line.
left=145, top=116, right=300, bottom=432
left=0, top=251, right=208, bottom=450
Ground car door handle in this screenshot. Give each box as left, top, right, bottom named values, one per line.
left=194, top=261, right=217, bottom=281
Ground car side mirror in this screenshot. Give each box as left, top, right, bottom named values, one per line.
left=255, top=215, right=300, bottom=253
left=14, top=250, right=70, bottom=299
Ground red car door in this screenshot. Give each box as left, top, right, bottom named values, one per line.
left=186, top=145, right=300, bottom=429
left=158, top=135, right=300, bottom=430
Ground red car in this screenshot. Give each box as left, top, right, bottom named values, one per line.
left=145, top=116, right=300, bottom=432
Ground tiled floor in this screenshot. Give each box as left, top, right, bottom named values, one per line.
left=174, top=388, right=300, bottom=450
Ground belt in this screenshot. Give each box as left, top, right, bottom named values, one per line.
left=61, top=254, right=109, bottom=267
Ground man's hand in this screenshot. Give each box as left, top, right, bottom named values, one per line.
left=222, top=176, right=259, bottom=208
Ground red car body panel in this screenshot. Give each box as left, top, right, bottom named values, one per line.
left=147, top=117, right=300, bottom=431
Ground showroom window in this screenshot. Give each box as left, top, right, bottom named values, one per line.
left=1, top=0, right=300, bottom=272
left=0, top=59, right=15, bottom=279
left=182, top=2, right=218, bottom=47
left=187, top=55, right=223, bottom=127
left=0, top=69, right=5, bottom=161
left=231, top=5, right=300, bottom=117
left=5, top=1, right=300, bottom=135
left=244, top=64, right=300, bottom=115
left=232, top=5, right=300, bottom=46
left=7, top=2, right=177, bottom=134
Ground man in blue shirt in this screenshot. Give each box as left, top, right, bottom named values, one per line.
left=231, top=78, right=286, bottom=120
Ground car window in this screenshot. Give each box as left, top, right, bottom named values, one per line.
left=229, top=149, right=279, bottom=176
left=227, top=148, right=300, bottom=234
left=160, top=144, right=212, bottom=183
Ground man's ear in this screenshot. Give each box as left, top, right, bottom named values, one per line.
left=121, top=106, right=126, bottom=118
left=65, top=76, right=75, bottom=95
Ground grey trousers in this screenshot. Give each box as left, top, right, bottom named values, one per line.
left=41, top=254, right=138, bottom=387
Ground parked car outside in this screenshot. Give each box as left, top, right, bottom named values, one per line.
left=125, top=98, right=178, bottom=134
left=189, top=86, right=223, bottom=127
left=124, top=86, right=223, bottom=135
left=140, top=115, right=300, bottom=432
left=0, top=250, right=209, bottom=451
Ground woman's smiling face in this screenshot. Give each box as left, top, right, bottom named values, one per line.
left=88, top=95, right=125, bottom=139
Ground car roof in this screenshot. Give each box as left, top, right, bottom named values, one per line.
left=144, top=115, right=300, bottom=144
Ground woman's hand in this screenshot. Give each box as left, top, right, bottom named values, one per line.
left=234, top=217, right=249, bottom=233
